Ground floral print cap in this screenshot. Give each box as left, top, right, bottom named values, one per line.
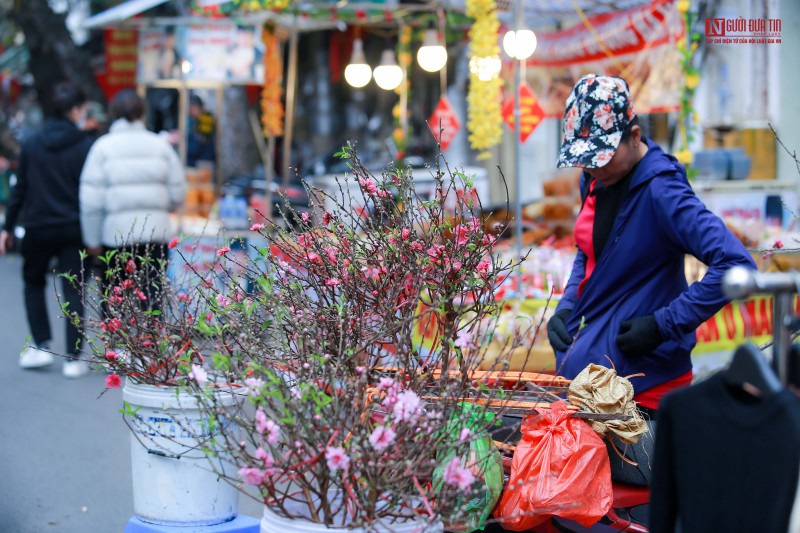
left=557, top=74, right=637, bottom=169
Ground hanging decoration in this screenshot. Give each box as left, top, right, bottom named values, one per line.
left=393, top=25, right=412, bottom=159
left=675, top=0, right=702, bottom=173
left=466, top=0, right=503, bottom=160
left=261, top=25, right=284, bottom=138
left=190, top=0, right=292, bottom=15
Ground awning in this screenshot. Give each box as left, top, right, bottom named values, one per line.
left=82, top=0, right=170, bottom=29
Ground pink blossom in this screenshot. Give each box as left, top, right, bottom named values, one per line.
left=255, top=447, right=274, bottom=465
left=104, top=318, right=122, bottom=332
left=177, top=292, right=191, bottom=303
left=401, top=228, right=411, bottom=241
left=255, top=409, right=281, bottom=444
left=325, top=247, right=338, bottom=263
left=410, top=241, right=424, bottom=251
left=362, top=266, right=381, bottom=280
left=322, top=212, right=331, bottom=225
left=105, top=350, right=119, bottom=362
left=239, top=467, right=264, bottom=486
left=459, top=428, right=471, bottom=442
left=126, top=260, right=137, bottom=273
left=454, top=225, right=470, bottom=246
left=774, top=239, right=784, bottom=250
left=369, top=426, right=396, bottom=451
left=451, top=261, right=462, bottom=272
left=307, top=252, right=322, bottom=264
left=325, top=446, right=350, bottom=472
left=168, top=237, right=179, bottom=249
left=454, top=330, right=473, bottom=349
left=302, top=212, right=310, bottom=222
left=442, top=457, right=475, bottom=492
left=476, top=257, right=491, bottom=275
left=244, top=377, right=264, bottom=396
left=121, top=279, right=133, bottom=290
left=216, top=294, right=231, bottom=307
left=297, top=233, right=313, bottom=248
left=427, top=244, right=446, bottom=263
left=325, top=278, right=341, bottom=287
left=359, top=178, right=378, bottom=194
left=378, top=377, right=397, bottom=391
left=377, top=190, right=390, bottom=198
left=204, top=312, right=214, bottom=323
left=217, top=246, right=231, bottom=256
left=250, top=223, right=265, bottom=231
left=136, top=291, right=147, bottom=301
left=392, top=390, right=422, bottom=424
left=105, top=374, right=122, bottom=389
left=481, top=234, right=497, bottom=247
left=188, top=364, right=208, bottom=385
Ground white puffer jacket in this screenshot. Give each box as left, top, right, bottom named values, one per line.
left=80, top=119, right=186, bottom=248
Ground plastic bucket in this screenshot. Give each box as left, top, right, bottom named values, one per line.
left=123, top=380, right=240, bottom=526
left=260, top=501, right=443, bottom=533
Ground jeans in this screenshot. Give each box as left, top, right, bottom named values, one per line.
left=20, top=225, right=85, bottom=357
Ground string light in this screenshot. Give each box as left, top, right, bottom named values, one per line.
left=417, top=29, right=447, bottom=72
left=373, top=49, right=403, bottom=91
left=344, top=38, right=372, bottom=88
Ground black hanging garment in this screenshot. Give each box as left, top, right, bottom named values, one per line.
left=650, top=372, right=800, bottom=533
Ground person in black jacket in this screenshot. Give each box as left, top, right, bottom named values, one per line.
left=0, top=82, right=95, bottom=378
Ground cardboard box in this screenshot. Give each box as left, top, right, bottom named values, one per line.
left=739, top=128, right=776, bottom=180
left=703, top=127, right=739, bottom=149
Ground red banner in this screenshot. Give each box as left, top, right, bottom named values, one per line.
left=517, top=0, right=685, bottom=117
left=97, top=29, right=138, bottom=101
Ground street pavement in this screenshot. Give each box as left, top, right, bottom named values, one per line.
left=0, top=253, right=261, bottom=532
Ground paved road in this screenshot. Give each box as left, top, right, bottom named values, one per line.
left=0, top=253, right=261, bottom=533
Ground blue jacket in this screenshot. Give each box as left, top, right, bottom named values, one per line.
left=555, top=139, right=756, bottom=392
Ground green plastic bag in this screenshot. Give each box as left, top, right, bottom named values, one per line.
left=432, top=403, right=504, bottom=532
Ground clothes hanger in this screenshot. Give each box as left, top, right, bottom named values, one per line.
left=723, top=342, right=782, bottom=397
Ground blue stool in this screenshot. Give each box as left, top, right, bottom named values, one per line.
left=125, top=515, right=260, bottom=533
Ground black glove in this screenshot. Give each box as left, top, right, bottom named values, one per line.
left=616, top=315, right=665, bottom=357
left=547, top=308, right=574, bottom=352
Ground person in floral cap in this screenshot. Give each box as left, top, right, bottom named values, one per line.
left=547, top=74, right=756, bottom=418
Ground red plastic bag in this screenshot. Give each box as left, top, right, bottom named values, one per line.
left=495, top=401, right=612, bottom=530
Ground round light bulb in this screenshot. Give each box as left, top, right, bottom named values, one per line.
left=373, top=49, right=403, bottom=91
left=503, top=29, right=538, bottom=60
left=416, top=29, right=447, bottom=72
left=345, top=38, right=372, bottom=88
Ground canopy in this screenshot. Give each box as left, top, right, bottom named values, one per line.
left=82, top=0, right=170, bottom=29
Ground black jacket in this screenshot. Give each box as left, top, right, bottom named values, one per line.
left=3, top=118, right=94, bottom=232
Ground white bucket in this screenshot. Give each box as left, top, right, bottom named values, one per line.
left=123, top=380, right=240, bottom=526
left=260, top=500, right=443, bottom=533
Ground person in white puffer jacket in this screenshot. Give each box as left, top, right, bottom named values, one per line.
left=80, top=88, right=186, bottom=255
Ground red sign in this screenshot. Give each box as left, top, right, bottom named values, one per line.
left=427, top=96, right=461, bottom=151
left=96, top=29, right=138, bottom=100
left=501, top=82, right=546, bottom=143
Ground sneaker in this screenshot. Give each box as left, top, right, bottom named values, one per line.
left=63, top=360, right=90, bottom=379
left=19, top=347, right=55, bottom=369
